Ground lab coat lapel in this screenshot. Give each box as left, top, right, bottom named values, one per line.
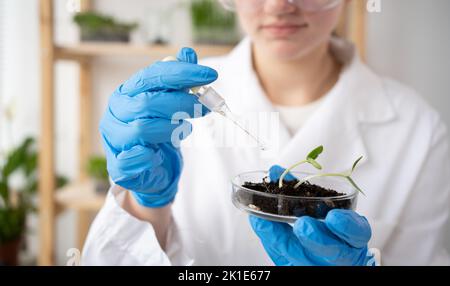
left=276, top=80, right=368, bottom=174
left=220, top=37, right=396, bottom=176
left=223, top=38, right=364, bottom=173
left=285, top=71, right=395, bottom=187
left=277, top=51, right=396, bottom=175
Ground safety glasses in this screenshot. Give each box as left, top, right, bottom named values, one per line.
left=221, top=0, right=342, bottom=12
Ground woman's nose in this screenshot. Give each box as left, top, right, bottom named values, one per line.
left=264, top=0, right=298, bottom=14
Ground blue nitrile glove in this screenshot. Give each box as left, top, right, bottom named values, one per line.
left=249, top=165, right=374, bottom=266
left=99, top=47, right=218, bottom=207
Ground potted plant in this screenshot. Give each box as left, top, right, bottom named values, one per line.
left=73, top=11, right=138, bottom=42
left=0, top=138, right=67, bottom=265
left=190, top=0, right=240, bottom=45
left=86, top=156, right=109, bottom=194
left=232, top=146, right=365, bottom=222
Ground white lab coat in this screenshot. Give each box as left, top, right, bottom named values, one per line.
left=82, top=37, right=450, bottom=266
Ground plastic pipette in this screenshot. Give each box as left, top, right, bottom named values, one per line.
left=162, top=56, right=266, bottom=150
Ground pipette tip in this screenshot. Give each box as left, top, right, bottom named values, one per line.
left=216, top=105, right=267, bottom=151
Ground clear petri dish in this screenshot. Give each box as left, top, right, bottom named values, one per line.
left=231, top=171, right=358, bottom=223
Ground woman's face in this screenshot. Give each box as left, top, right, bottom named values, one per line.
left=234, top=0, right=346, bottom=60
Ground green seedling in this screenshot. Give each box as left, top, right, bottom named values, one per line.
left=278, top=145, right=324, bottom=188
left=294, top=156, right=366, bottom=195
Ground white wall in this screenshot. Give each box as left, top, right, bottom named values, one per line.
left=366, top=0, right=450, bottom=128
left=1, top=0, right=40, bottom=150
left=1, top=0, right=449, bottom=264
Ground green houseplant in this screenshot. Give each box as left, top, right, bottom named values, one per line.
left=86, top=156, right=109, bottom=193
left=0, top=137, right=67, bottom=265
left=190, top=0, right=240, bottom=45
left=73, top=11, right=138, bottom=42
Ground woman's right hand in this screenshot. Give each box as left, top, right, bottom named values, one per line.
left=100, top=48, right=218, bottom=208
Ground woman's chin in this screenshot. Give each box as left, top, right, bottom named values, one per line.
left=264, top=41, right=314, bottom=61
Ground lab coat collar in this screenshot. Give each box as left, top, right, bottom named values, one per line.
left=222, top=37, right=397, bottom=174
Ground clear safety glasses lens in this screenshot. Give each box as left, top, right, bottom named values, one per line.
left=221, top=0, right=341, bottom=12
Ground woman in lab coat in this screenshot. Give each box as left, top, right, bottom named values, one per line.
left=82, top=0, right=450, bottom=265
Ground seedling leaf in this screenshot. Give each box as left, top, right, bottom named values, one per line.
left=307, top=158, right=322, bottom=170
left=352, top=156, right=363, bottom=172
left=278, top=146, right=366, bottom=196
left=346, top=176, right=366, bottom=196
left=307, top=145, right=323, bottom=160
left=279, top=146, right=324, bottom=188
left=294, top=173, right=366, bottom=196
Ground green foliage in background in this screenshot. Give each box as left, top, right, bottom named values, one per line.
left=73, top=11, right=138, bottom=34
left=87, top=156, right=108, bottom=181
left=0, top=138, right=67, bottom=244
left=190, top=0, right=236, bottom=29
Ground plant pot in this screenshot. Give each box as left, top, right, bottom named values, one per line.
left=231, top=171, right=358, bottom=223
left=0, top=237, right=22, bottom=266
left=93, top=179, right=110, bottom=194
left=80, top=28, right=131, bottom=43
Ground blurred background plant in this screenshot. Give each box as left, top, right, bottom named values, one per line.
left=73, top=11, right=138, bottom=42
left=86, top=155, right=109, bottom=193
left=190, top=0, right=239, bottom=45
left=0, top=137, right=67, bottom=265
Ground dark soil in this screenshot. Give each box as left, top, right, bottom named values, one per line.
left=240, top=177, right=354, bottom=219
